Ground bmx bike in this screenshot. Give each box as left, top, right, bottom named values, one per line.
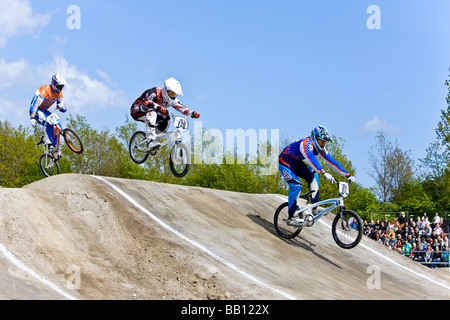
left=129, top=111, right=191, bottom=178
left=37, top=111, right=84, bottom=177
left=273, top=180, right=363, bottom=249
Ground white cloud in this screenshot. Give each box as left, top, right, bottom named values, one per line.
left=0, top=0, right=51, bottom=47
left=37, top=56, right=128, bottom=115
left=0, top=58, right=33, bottom=89
left=360, top=116, right=402, bottom=135
left=0, top=56, right=127, bottom=125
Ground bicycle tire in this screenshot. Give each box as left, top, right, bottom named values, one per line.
left=63, top=128, right=84, bottom=154
left=39, top=154, right=60, bottom=177
left=273, top=202, right=302, bottom=239
left=169, top=142, right=191, bottom=178
left=129, top=131, right=149, bottom=164
left=331, top=209, right=363, bottom=249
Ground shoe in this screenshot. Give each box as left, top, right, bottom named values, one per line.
left=312, top=207, right=325, bottom=216
left=48, top=145, right=61, bottom=160
left=286, top=217, right=302, bottom=227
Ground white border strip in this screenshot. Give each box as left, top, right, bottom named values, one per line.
left=92, top=175, right=296, bottom=300
left=0, top=243, right=76, bottom=300
left=273, top=194, right=450, bottom=291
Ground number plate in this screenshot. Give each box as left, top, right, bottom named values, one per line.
left=46, top=113, right=60, bottom=126
left=174, top=117, right=188, bottom=130
left=339, top=182, right=349, bottom=197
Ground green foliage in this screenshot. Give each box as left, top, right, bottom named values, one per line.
left=0, top=120, right=42, bottom=187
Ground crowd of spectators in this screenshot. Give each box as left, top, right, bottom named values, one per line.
left=363, top=212, right=449, bottom=268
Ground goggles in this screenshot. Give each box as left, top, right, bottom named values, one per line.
left=167, top=90, right=177, bottom=99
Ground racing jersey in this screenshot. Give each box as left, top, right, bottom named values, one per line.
left=131, top=87, right=193, bottom=118
left=279, top=136, right=349, bottom=177
left=29, top=84, right=65, bottom=116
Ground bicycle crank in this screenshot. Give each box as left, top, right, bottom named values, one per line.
left=304, top=213, right=315, bottom=227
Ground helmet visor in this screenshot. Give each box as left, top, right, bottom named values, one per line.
left=318, top=128, right=332, bottom=142
left=167, top=90, right=177, bottom=99
left=55, top=84, right=65, bottom=92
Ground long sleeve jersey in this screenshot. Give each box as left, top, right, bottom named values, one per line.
left=132, top=87, right=194, bottom=117
left=279, top=136, right=349, bottom=177
left=29, top=84, right=66, bottom=116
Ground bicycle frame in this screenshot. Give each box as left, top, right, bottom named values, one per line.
left=140, top=112, right=189, bottom=152
left=45, top=112, right=63, bottom=150
left=293, top=182, right=348, bottom=227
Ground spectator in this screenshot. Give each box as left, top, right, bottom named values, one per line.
left=432, top=212, right=441, bottom=228
left=416, top=239, right=425, bottom=262
left=423, top=222, right=432, bottom=239
left=424, top=242, right=433, bottom=267
left=410, top=242, right=420, bottom=262
left=394, top=234, right=403, bottom=252
left=374, top=218, right=381, bottom=232
left=442, top=246, right=449, bottom=267
left=442, top=235, right=449, bottom=250
left=389, top=233, right=397, bottom=249
left=434, top=223, right=443, bottom=237
left=431, top=245, right=442, bottom=268
left=384, top=239, right=392, bottom=250
left=399, top=212, right=407, bottom=227
left=416, top=216, right=422, bottom=231
left=413, top=226, right=420, bottom=241
left=402, top=241, right=412, bottom=258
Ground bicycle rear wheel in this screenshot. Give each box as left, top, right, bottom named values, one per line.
left=63, top=128, right=83, bottom=154
left=129, top=131, right=150, bottom=164
left=274, top=202, right=302, bottom=239
left=169, top=142, right=191, bottom=178
left=39, top=154, right=60, bottom=177
left=331, top=210, right=363, bottom=249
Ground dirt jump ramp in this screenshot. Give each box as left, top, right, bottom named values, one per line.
left=0, top=174, right=448, bottom=300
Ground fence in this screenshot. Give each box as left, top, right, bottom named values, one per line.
left=360, top=212, right=450, bottom=223
left=399, top=250, right=450, bottom=268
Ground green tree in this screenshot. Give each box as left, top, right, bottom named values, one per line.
left=368, top=131, right=414, bottom=203
left=0, top=120, right=42, bottom=187
left=421, top=67, right=450, bottom=211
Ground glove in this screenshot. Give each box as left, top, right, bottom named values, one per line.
left=156, top=105, right=167, bottom=115
left=30, top=118, right=37, bottom=127
left=347, top=175, right=356, bottom=184
left=323, top=172, right=337, bottom=184
left=57, top=105, right=67, bottom=113
left=190, top=111, right=200, bottom=119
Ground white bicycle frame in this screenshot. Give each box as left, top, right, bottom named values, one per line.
left=144, top=112, right=189, bottom=151
left=293, top=182, right=349, bottom=227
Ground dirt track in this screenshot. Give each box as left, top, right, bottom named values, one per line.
left=0, top=174, right=449, bottom=300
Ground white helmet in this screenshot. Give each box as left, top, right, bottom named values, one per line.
left=51, top=74, right=66, bottom=94
left=162, top=78, right=183, bottom=101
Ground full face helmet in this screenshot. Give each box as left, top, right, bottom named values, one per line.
left=162, top=78, right=183, bottom=102
left=51, top=74, right=66, bottom=94
left=310, top=125, right=333, bottom=152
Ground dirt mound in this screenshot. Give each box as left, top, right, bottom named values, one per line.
left=0, top=174, right=449, bottom=300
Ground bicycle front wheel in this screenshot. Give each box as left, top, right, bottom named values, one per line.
left=39, top=154, right=60, bottom=177
left=129, top=131, right=149, bottom=164
left=274, top=202, right=302, bottom=239
left=331, top=210, right=363, bottom=249
left=63, top=128, right=84, bottom=154
left=169, top=142, right=191, bottom=178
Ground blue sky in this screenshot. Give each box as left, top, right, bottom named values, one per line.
left=0, top=0, right=449, bottom=188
